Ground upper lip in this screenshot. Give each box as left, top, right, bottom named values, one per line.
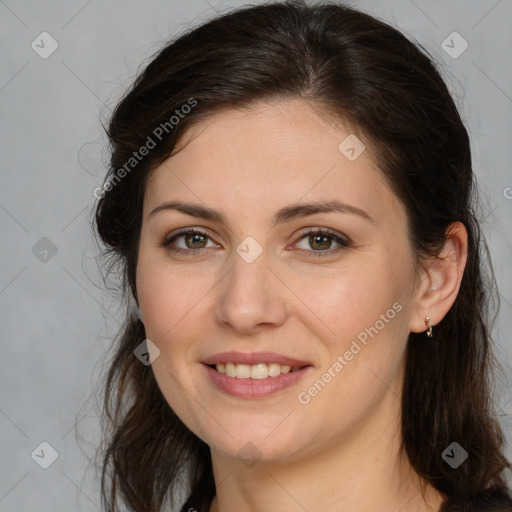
left=202, top=351, right=312, bottom=367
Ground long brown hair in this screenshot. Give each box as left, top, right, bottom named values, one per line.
left=93, top=1, right=512, bottom=510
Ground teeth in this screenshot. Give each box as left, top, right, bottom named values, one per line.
left=236, top=364, right=251, bottom=379
left=215, top=362, right=303, bottom=378
left=225, top=363, right=236, bottom=377
left=268, top=363, right=282, bottom=377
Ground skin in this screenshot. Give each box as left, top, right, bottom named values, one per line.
left=136, top=98, right=468, bottom=511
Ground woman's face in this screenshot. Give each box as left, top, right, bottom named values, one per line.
left=136, top=99, right=421, bottom=463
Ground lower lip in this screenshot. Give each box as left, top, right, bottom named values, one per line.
left=203, top=364, right=313, bottom=399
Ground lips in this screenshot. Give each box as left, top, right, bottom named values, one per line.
left=203, top=363, right=313, bottom=399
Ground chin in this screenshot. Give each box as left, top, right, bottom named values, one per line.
left=203, top=419, right=311, bottom=465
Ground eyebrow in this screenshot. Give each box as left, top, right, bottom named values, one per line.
left=148, top=199, right=374, bottom=227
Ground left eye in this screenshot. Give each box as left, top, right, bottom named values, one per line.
left=293, top=229, right=350, bottom=257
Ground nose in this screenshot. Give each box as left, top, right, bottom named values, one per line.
left=215, top=249, right=288, bottom=335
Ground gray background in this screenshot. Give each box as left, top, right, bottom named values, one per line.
left=1, top=0, right=511, bottom=510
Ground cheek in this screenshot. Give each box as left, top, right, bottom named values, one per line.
left=136, top=251, right=212, bottom=343
left=293, top=259, right=407, bottom=346
left=293, top=274, right=409, bottom=426
left=292, top=251, right=413, bottom=394
left=136, top=259, right=215, bottom=432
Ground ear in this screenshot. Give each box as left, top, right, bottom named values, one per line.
left=409, top=221, right=468, bottom=334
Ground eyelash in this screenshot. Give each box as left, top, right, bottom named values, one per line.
left=162, top=227, right=351, bottom=258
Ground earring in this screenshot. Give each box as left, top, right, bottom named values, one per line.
left=425, top=316, right=433, bottom=338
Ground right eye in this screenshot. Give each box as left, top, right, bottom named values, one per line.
left=163, top=228, right=218, bottom=255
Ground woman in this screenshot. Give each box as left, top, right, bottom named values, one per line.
left=94, top=1, right=512, bottom=510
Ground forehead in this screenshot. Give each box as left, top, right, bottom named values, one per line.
left=143, top=99, right=403, bottom=228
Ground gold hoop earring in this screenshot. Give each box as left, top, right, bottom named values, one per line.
left=425, top=317, right=433, bottom=338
